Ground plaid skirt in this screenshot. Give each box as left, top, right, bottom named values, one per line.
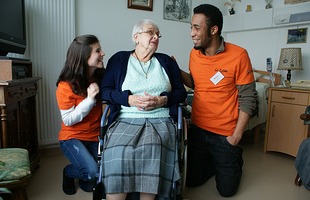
left=103, top=118, right=180, bottom=198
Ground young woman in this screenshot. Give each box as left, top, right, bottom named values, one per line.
left=56, top=34, right=105, bottom=195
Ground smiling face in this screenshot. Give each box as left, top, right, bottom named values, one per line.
left=134, top=23, right=160, bottom=54
left=88, top=42, right=105, bottom=70
left=190, top=13, right=213, bottom=51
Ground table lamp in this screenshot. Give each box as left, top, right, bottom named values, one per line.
left=277, top=48, right=303, bottom=82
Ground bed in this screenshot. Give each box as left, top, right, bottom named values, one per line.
left=244, top=70, right=282, bottom=143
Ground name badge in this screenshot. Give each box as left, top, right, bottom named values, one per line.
left=210, top=71, right=224, bottom=85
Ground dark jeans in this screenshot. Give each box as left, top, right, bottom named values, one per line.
left=60, top=139, right=98, bottom=192
left=186, top=124, right=243, bottom=197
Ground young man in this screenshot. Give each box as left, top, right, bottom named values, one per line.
left=182, top=4, right=258, bottom=197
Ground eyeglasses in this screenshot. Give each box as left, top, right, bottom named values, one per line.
left=137, top=30, right=162, bottom=38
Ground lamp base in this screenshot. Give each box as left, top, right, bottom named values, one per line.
left=284, top=80, right=291, bottom=88
left=287, top=69, right=292, bottom=82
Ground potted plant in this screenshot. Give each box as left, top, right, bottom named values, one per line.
left=224, top=0, right=241, bottom=15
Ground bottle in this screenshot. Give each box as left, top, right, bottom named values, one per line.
left=266, top=57, right=272, bottom=72
left=266, top=57, right=274, bottom=86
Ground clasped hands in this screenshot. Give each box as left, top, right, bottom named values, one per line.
left=129, top=91, right=167, bottom=111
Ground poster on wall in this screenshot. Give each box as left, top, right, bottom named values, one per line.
left=163, top=0, right=192, bottom=23
left=287, top=28, right=308, bottom=44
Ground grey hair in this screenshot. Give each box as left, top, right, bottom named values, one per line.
left=131, top=19, right=159, bottom=44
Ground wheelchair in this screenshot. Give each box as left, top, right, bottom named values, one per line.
left=93, top=102, right=188, bottom=200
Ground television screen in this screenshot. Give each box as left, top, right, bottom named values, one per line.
left=0, top=0, right=26, bottom=56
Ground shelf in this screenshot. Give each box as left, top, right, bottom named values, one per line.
left=223, top=9, right=273, bottom=32
left=223, top=2, right=310, bottom=33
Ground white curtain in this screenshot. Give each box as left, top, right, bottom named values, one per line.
left=25, top=0, right=75, bottom=146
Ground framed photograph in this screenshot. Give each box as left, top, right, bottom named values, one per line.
left=128, top=0, right=153, bottom=11
left=163, top=0, right=192, bottom=23
left=284, top=0, right=310, bottom=4
left=287, top=28, right=307, bottom=44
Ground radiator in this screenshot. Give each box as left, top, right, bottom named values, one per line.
left=25, top=0, right=76, bottom=146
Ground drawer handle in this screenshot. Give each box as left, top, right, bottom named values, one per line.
left=281, top=96, right=295, bottom=100
left=25, top=86, right=36, bottom=93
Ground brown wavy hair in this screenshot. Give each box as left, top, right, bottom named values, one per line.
left=56, top=34, right=104, bottom=96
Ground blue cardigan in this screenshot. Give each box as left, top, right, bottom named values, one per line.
left=100, top=50, right=187, bottom=125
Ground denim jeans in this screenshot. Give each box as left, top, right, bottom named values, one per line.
left=60, top=139, right=98, bottom=191
left=186, top=124, right=243, bottom=197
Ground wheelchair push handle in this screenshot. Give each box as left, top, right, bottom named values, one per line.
left=300, top=113, right=310, bottom=121
left=300, top=105, right=310, bottom=125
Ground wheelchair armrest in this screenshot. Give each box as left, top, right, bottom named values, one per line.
left=179, top=102, right=187, bottom=107
left=102, top=100, right=110, bottom=104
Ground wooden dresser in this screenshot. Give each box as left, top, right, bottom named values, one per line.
left=0, top=59, right=40, bottom=172
left=264, top=87, right=310, bottom=157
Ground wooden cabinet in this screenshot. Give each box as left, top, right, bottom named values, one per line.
left=0, top=59, right=32, bottom=81
left=0, top=59, right=40, bottom=172
left=264, top=87, right=310, bottom=157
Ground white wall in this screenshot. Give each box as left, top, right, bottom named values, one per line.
left=76, top=0, right=310, bottom=83
left=224, top=1, right=310, bottom=83
left=75, top=0, right=222, bottom=72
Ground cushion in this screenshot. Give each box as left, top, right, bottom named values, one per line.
left=0, top=148, right=31, bottom=181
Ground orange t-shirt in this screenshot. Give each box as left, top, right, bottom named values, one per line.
left=189, top=42, right=254, bottom=136
left=56, top=82, right=101, bottom=141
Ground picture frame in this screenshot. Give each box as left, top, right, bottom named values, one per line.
left=287, top=28, right=307, bottom=44
left=163, top=0, right=192, bottom=23
left=284, top=0, right=310, bottom=4
left=128, top=0, right=153, bottom=11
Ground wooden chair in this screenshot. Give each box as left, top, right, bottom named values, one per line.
left=0, top=148, right=31, bottom=200
left=0, top=187, right=12, bottom=200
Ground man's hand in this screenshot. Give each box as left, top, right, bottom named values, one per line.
left=226, top=134, right=242, bottom=146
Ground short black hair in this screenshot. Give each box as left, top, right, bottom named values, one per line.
left=193, top=4, right=223, bottom=35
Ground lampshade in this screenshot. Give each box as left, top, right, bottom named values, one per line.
left=277, top=48, right=303, bottom=70
left=277, top=48, right=303, bottom=82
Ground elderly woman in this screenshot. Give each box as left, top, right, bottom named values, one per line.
left=100, top=19, right=187, bottom=200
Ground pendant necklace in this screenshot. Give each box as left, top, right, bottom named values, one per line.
left=134, top=51, right=151, bottom=79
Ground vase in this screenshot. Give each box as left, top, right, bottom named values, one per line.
left=229, top=8, right=235, bottom=15
left=265, top=3, right=272, bottom=9
left=265, top=0, right=273, bottom=9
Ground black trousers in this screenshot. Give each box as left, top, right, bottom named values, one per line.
left=186, top=124, right=243, bottom=197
